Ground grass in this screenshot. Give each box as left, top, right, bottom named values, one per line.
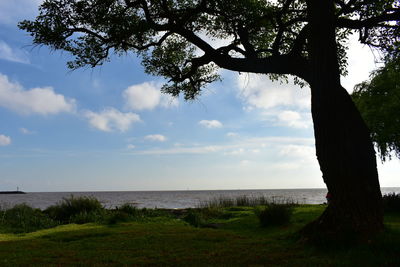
left=197, top=194, right=298, bottom=208
left=44, top=195, right=105, bottom=224
left=0, top=203, right=399, bottom=266
left=255, top=203, right=294, bottom=227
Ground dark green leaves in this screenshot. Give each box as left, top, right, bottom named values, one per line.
left=18, top=0, right=400, bottom=99
left=142, top=35, right=219, bottom=100
left=352, top=57, right=400, bottom=161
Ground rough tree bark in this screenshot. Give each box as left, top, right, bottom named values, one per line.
left=302, top=0, right=384, bottom=242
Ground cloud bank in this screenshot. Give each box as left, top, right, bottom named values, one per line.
left=145, top=134, right=167, bottom=142
left=123, top=82, right=178, bottom=110
left=0, top=134, right=11, bottom=146
left=199, top=120, right=223, bottom=128
left=0, top=41, right=29, bottom=64
left=84, top=108, right=141, bottom=132
left=0, top=73, right=76, bottom=115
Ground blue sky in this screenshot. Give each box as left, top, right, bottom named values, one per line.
left=0, top=0, right=399, bottom=192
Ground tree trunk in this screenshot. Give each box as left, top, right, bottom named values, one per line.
left=302, top=0, right=383, bottom=242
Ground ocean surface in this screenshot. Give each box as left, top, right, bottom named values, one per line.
left=1, top=188, right=399, bottom=210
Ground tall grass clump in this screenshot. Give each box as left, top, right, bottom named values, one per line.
left=183, top=209, right=205, bottom=227
left=382, top=193, right=400, bottom=213
left=44, top=195, right=105, bottom=224
left=255, top=204, right=294, bottom=227
left=107, top=204, right=171, bottom=224
left=0, top=203, right=57, bottom=233
left=198, top=195, right=297, bottom=208
left=106, top=204, right=142, bottom=224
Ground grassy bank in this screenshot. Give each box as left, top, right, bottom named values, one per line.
left=0, top=199, right=399, bottom=266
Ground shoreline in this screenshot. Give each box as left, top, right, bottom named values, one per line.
left=0, top=191, right=26, bottom=195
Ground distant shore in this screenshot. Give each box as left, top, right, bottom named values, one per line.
left=0, top=191, right=26, bottom=194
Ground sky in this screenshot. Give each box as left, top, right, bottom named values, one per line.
left=0, top=0, right=399, bottom=192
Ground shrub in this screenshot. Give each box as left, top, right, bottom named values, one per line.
left=0, top=203, right=57, bottom=233
left=383, top=193, right=400, bottom=213
left=200, top=206, right=225, bottom=219
left=183, top=209, right=204, bottom=227
left=255, top=204, right=293, bottom=227
left=69, top=210, right=106, bottom=224
left=106, top=211, right=131, bottom=225
left=44, top=195, right=104, bottom=223
left=116, top=203, right=141, bottom=216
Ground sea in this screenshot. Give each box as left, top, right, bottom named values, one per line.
left=0, top=188, right=399, bottom=210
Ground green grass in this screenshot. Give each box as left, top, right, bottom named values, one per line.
left=0, top=205, right=399, bottom=266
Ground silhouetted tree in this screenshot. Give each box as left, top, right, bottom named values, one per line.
left=352, top=56, right=400, bottom=161
left=19, top=0, right=400, bottom=241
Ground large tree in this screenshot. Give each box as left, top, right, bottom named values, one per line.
left=352, top=56, right=400, bottom=162
left=20, top=0, right=400, bottom=241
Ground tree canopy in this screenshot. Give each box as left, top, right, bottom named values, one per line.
left=19, top=0, right=400, bottom=99
left=352, top=56, right=400, bottom=161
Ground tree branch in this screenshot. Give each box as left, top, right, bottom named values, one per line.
left=337, top=10, right=400, bottom=29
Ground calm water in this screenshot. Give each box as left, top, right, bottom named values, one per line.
left=0, top=188, right=399, bottom=210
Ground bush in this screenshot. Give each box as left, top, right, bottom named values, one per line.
left=0, top=203, right=57, bottom=233
left=183, top=209, right=205, bottom=227
left=383, top=193, right=400, bottom=213
left=202, top=206, right=233, bottom=220
left=106, top=211, right=131, bottom=225
left=44, top=195, right=104, bottom=223
left=69, top=211, right=106, bottom=224
left=255, top=204, right=293, bottom=227
left=116, top=203, right=141, bottom=216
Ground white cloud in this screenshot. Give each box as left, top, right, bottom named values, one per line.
left=0, top=135, right=11, bottom=146
left=278, top=110, right=301, bottom=121
left=261, top=110, right=312, bottom=129
left=199, top=120, right=223, bottom=128
left=127, top=144, right=136, bottom=150
left=224, top=148, right=261, bottom=156
left=127, top=145, right=224, bottom=155
left=279, top=144, right=316, bottom=163
left=0, top=73, right=76, bottom=115
left=224, top=148, right=245, bottom=156
left=0, top=41, right=29, bottom=64
left=20, top=128, right=34, bottom=134
left=227, top=132, right=239, bottom=137
left=236, top=73, right=310, bottom=110
left=277, top=110, right=312, bottom=129
left=123, top=82, right=178, bottom=111
left=145, top=134, right=167, bottom=142
left=240, top=160, right=251, bottom=166
left=126, top=136, right=314, bottom=156
left=84, top=108, right=141, bottom=132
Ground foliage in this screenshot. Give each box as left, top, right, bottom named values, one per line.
left=198, top=195, right=297, bottom=208
left=255, top=204, right=293, bottom=227
left=107, top=204, right=172, bottom=224
left=44, top=195, right=105, bottom=223
left=18, top=0, right=399, bottom=99
left=183, top=209, right=205, bottom=227
left=105, top=211, right=131, bottom=225
left=116, top=203, right=141, bottom=216
left=382, top=193, right=400, bottom=213
left=0, top=203, right=57, bottom=233
left=352, top=56, right=400, bottom=161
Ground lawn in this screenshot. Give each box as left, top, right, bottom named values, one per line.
left=0, top=204, right=399, bottom=266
